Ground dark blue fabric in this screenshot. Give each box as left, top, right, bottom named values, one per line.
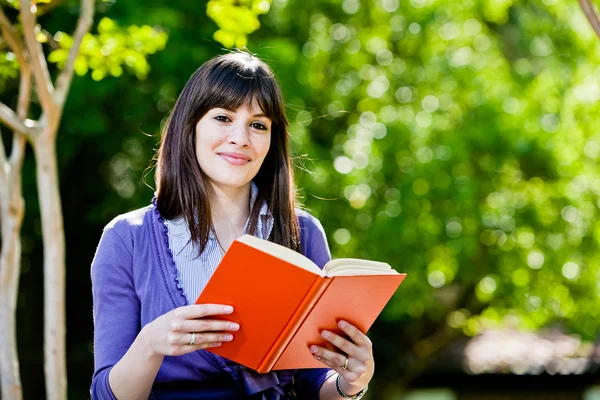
left=150, top=381, right=242, bottom=399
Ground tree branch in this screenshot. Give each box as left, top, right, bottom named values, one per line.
left=580, top=0, right=600, bottom=39
left=41, top=29, right=59, bottom=50
left=0, top=4, right=37, bottom=144
left=11, top=63, right=32, bottom=170
left=0, top=103, right=37, bottom=135
left=36, top=0, right=67, bottom=17
left=0, top=7, right=27, bottom=67
left=55, top=0, right=94, bottom=109
left=19, top=0, right=56, bottom=116
left=0, top=4, right=31, bottom=187
left=0, top=127, right=7, bottom=185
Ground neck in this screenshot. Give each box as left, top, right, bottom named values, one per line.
left=208, top=182, right=251, bottom=234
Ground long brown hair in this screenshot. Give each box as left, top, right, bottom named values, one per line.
left=155, top=49, right=300, bottom=254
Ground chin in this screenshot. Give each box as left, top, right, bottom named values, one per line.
left=211, top=176, right=252, bottom=189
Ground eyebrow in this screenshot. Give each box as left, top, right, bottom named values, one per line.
left=217, top=107, right=269, bottom=119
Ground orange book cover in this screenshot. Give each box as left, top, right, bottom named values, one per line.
left=195, top=235, right=406, bottom=373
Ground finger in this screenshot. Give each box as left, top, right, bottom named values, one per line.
left=175, top=319, right=240, bottom=333
left=168, top=340, right=223, bottom=356
left=312, top=354, right=361, bottom=383
left=181, top=332, right=234, bottom=346
left=191, top=341, right=223, bottom=349
left=320, top=330, right=370, bottom=362
left=188, top=342, right=223, bottom=353
left=337, top=321, right=372, bottom=350
left=310, top=345, right=348, bottom=368
left=172, top=304, right=234, bottom=319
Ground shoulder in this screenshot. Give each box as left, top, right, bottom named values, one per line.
left=92, top=205, right=156, bottom=286
left=101, top=204, right=155, bottom=247
left=295, top=207, right=326, bottom=236
left=104, top=204, right=153, bottom=232
left=295, top=207, right=329, bottom=248
left=295, top=207, right=331, bottom=267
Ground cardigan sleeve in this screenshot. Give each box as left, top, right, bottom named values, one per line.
left=90, top=219, right=140, bottom=400
left=293, top=212, right=336, bottom=399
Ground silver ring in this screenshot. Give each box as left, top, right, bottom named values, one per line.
left=189, top=332, right=196, bottom=346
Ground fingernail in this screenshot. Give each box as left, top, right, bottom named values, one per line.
left=230, top=323, right=240, bottom=330
left=224, top=306, right=234, bottom=313
left=339, top=321, right=347, bottom=329
left=322, top=331, right=330, bottom=339
left=224, top=334, right=233, bottom=341
left=310, top=346, right=319, bottom=353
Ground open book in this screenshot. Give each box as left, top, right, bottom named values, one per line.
left=196, top=234, right=406, bottom=373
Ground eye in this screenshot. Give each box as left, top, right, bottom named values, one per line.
left=252, top=122, right=268, bottom=131
left=215, top=114, right=269, bottom=130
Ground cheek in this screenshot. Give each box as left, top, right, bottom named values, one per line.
left=255, top=135, right=271, bottom=159
left=196, top=132, right=225, bottom=154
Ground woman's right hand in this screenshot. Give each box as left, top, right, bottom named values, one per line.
left=140, top=304, right=239, bottom=357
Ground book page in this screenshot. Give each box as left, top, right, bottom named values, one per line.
left=237, top=234, right=323, bottom=275
left=323, top=258, right=398, bottom=276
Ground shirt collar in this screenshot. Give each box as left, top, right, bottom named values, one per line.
left=165, top=180, right=273, bottom=256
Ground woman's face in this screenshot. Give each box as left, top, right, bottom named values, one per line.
left=195, top=98, right=272, bottom=190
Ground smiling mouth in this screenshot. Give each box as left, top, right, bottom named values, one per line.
left=218, top=154, right=251, bottom=166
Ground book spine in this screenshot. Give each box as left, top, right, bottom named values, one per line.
left=257, top=276, right=332, bottom=373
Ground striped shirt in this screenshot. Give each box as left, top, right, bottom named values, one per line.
left=163, top=181, right=273, bottom=304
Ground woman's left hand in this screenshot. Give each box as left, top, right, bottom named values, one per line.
left=309, top=320, right=374, bottom=392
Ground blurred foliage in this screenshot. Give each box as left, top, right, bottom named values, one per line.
left=2, top=0, right=600, bottom=397
left=0, top=51, right=19, bottom=92
left=3, top=0, right=53, bottom=10
left=47, top=17, right=168, bottom=80
left=207, top=0, right=272, bottom=48
left=287, top=0, right=600, bottom=344
left=0, top=13, right=167, bottom=86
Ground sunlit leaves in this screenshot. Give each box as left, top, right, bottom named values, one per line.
left=0, top=51, right=19, bottom=92
left=207, top=0, right=271, bottom=48
left=47, top=17, right=168, bottom=80
left=3, top=0, right=52, bottom=10
left=482, top=0, right=514, bottom=24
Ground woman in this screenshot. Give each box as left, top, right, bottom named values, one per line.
left=90, top=49, right=373, bottom=399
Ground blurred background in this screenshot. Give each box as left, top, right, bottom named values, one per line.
left=2, top=0, right=600, bottom=398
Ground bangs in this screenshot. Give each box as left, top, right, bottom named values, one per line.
left=202, top=60, right=279, bottom=122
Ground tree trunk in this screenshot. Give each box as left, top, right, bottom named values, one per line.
left=0, top=175, right=25, bottom=400
left=0, top=62, right=30, bottom=400
left=33, top=133, right=66, bottom=400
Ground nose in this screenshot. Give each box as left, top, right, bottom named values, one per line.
left=228, top=122, right=251, bottom=148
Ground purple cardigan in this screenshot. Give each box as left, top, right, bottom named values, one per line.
left=90, top=198, right=335, bottom=399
